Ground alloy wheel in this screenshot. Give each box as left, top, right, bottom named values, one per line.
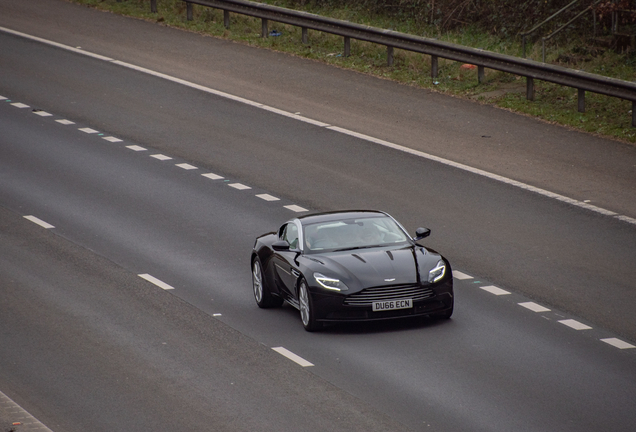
left=252, top=259, right=263, bottom=304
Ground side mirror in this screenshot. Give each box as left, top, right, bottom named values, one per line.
left=272, top=240, right=291, bottom=251
left=414, top=227, right=430, bottom=240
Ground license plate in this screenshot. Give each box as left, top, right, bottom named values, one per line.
left=372, top=299, right=413, bottom=312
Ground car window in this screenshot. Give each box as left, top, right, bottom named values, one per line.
left=304, top=216, right=408, bottom=253
left=280, top=223, right=299, bottom=249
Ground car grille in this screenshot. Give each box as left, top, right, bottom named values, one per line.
left=343, top=284, right=434, bottom=306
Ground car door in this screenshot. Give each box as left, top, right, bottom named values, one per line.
left=273, top=222, right=301, bottom=301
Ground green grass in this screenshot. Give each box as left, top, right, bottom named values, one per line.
left=68, top=0, right=636, bottom=143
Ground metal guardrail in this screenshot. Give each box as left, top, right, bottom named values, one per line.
left=150, top=0, right=636, bottom=126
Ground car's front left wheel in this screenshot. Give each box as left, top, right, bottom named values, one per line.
left=298, top=279, right=320, bottom=332
left=252, top=257, right=282, bottom=308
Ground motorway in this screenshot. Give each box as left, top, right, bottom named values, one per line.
left=1, top=1, right=636, bottom=431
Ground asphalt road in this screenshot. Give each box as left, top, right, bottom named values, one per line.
left=1, top=91, right=635, bottom=432
left=0, top=206, right=408, bottom=432
left=1, top=1, right=636, bottom=431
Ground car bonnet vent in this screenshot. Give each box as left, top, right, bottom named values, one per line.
left=351, top=253, right=366, bottom=263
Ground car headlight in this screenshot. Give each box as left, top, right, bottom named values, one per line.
left=428, top=260, right=446, bottom=283
left=314, top=273, right=349, bottom=291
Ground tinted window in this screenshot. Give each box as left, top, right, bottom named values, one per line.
left=280, top=223, right=299, bottom=249
left=303, top=216, right=408, bottom=253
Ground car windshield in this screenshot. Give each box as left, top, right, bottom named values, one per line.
left=303, top=216, right=410, bottom=253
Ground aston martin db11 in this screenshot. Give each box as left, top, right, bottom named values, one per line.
left=251, top=210, right=453, bottom=331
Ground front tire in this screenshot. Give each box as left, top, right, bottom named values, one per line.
left=298, top=279, right=320, bottom=332
left=252, top=257, right=282, bottom=308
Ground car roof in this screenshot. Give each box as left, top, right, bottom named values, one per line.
left=297, top=210, right=389, bottom=226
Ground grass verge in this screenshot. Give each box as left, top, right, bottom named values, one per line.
left=67, top=0, right=636, bottom=143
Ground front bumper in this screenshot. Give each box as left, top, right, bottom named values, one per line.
left=310, top=279, right=453, bottom=323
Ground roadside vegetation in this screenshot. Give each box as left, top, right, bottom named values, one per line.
left=68, top=0, right=636, bottom=142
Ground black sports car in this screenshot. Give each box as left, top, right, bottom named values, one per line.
left=251, top=210, right=453, bottom=331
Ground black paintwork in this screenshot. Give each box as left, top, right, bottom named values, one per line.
left=252, top=210, right=453, bottom=325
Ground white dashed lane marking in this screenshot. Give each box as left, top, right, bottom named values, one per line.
left=138, top=274, right=175, bottom=290
left=126, top=145, right=147, bottom=152
left=285, top=205, right=308, bottom=212
left=228, top=183, right=251, bottom=190
left=456, top=277, right=636, bottom=351
left=32, top=110, right=52, bottom=117
left=176, top=163, right=197, bottom=170
left=480, top=285, right=510, bottom=296
left=23, top=215, right=55, bottom=229
left=453, top=270, right=473, bottom=280
left=202, top=173, right=224, bottom=180
left=601, top=338, right=635, bottom=349
left=559, top=319, right=592, bottom=330
left=256, top=193, right=280, bottom=201
left=272, top=347, right=314, bottom=367
left=5, top=94, right=314, bottom=217
left=519, top=302, right=551, bottom=313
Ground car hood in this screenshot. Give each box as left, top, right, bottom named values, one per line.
left=318, top=246, right=419, bottom=288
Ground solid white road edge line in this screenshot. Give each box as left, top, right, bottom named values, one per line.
left=272, top=347, right=314, bottom=367
left=0, top=390, right=55, bottom=432
left=2, top=25, right=633, bottom=227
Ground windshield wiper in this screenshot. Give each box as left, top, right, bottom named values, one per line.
left=333, top=244, right=384, bottom=252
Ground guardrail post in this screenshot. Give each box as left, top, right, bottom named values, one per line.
left=633, top=101, right=636, bottom=127
left=302, top=27, right=308, bottom=44
left=527, top=77, right=535, bottom=101
left=261, top=18, right=268, bottom=38
left=186, top=2, right=193, bottom=21
left=578, top=89, right=585, bottom=112
left=431, top=55, right=438, bottom=78
left=151, top=0, right=157, bottom=13
left=478, top=66, right=485, bottom=83
left=344, top=36, right=350, bottom=57
left=224, top=10, right=230, bottom=28
left=387, top=46, right=394, bottom=66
